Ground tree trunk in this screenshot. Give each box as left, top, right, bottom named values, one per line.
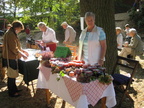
left=80, top=0, right=117, bottom=74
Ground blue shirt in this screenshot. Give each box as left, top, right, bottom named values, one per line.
left=99, top=30, right=106, bottom=40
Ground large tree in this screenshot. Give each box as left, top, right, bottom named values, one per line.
left=80, top=0, right=117, bottom=73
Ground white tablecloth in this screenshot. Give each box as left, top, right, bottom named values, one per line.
left=37, top=66, right=116, bottom=108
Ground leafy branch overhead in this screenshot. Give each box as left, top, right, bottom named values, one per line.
left=0, top=0, right=80, bottom=29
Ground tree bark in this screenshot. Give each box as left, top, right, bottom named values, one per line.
left=80, top=0, right=117, bottom=73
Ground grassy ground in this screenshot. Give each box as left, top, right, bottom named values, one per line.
left=0, top=31, right=144, bottom=108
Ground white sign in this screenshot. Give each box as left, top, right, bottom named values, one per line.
left=80, top=17, right=84, bottom=30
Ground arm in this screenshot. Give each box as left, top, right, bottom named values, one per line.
left=63, top=29, right=70, bottom=43
left=8, top=35, right=19, bottom=56
left=18, top=50, right=29, bottom=59
left=98, top=40, right=107, bottom=66
left=98, top=30, right=107, bottom=66
left=8, top=34, right=28, bottom=59
left=117, top=34, right=123, bottom=48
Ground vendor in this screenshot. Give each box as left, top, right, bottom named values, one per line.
left=37, top=22, right=59, bottom=52
left=78, top=12, right=107, bottom=66
left=61, top=21, right=76, bottom=45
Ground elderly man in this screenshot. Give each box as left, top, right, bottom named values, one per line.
left=119, top=28, right=143, bottom=64
left=61, top=22, right=76, bottom=44
left=37, top=22, right=58, bottom=52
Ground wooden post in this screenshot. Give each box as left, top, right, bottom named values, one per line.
left=101, top=97, right=106, bottom=108
left=45, top=89, right=51, bottom=105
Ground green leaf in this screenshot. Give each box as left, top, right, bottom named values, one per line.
left=59, top=70, right=65, bottom=77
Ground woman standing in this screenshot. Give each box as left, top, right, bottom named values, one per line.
left=78, top=12, right=107, bottom=66
left=37, top=22, right=59, bottom=52
left=2, top=20, right=28, bottom=97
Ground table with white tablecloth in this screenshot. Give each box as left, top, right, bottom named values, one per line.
left=37, top=66, right=116, bottom=108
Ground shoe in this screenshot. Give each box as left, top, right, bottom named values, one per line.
left=9, top=93, right=21, bottom=97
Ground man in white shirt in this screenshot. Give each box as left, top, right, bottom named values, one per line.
left=61, top=22, right=76, bottom=44
left=116, top=27, right=123, bottom=50
left=124, top=24, right=131, bottom=44
left=37, top=22, right=58, bottom=52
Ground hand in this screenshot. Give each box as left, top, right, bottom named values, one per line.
left=63, top=41, right=66, bottom=44
left=98, top=59, right=104, bottom=66
left=19, top=50, right=28, bottom=59
left=123, top=44, right=128, bottom=47
left=22, top=55, right=28, bottom=60
left=22, top=50, right=29, bottom=57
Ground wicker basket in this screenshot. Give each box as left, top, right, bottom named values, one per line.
left=31, top=45, right=39, bottom=49
left=26, top=43, right=39, bottom=49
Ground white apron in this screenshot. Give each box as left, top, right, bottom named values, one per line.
left=78, top=25, right=102, bottom=65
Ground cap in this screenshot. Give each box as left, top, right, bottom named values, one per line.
left=125, top=24, right=129, bottom=27
left=116, top=27, right=121, bottom=30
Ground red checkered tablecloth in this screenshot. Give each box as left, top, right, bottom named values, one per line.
left=63, top=77, right=108, bottom=106
left=83, top=80, right=108, bottom=106
left=63, top=77, right=83, bottom=102
left=38, top=66, right=110, bottom=106
left=38, top=65, right=51, bottom=81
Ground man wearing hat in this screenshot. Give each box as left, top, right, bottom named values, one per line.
left=61, top=22, right=76, bottom=44
left=119, top=28, right=143, bottom=64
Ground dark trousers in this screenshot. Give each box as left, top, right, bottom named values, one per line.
left=8, top=78, right=18, bottom=96
left=2, top=58, right=19, bottom=96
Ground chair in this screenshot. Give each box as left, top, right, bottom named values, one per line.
left=111, top=56, right=139, bottom=107
left=65, top=44, right=77, bottom=60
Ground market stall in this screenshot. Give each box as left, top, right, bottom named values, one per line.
left=37, top=58, right=116, bottom=108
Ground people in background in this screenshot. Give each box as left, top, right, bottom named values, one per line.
left=25, top=25, right=30, bottom=36
left=2, top=20, right=29, bottom=97
left=6, top=24, right=12, bottom=31
left=61, top=22, right=76, bottom=45
left=119, top=28, right=143, bottom=64
left=116, top=27, right=123, bottom=50
left=78, top=12, right=107, bottom=66
left=37, top=22, right=58, bottom=52
left=124, top=24, right=131, bottom=44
